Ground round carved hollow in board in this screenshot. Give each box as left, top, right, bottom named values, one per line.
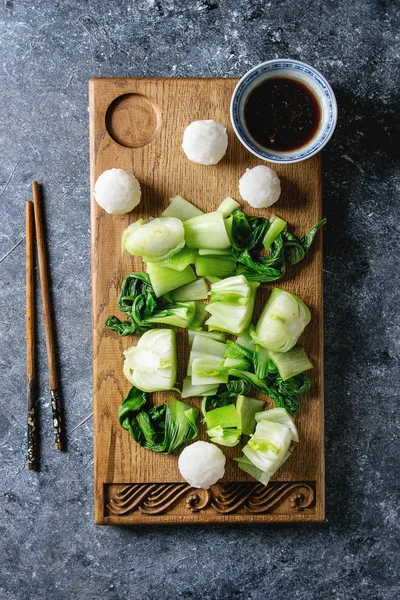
left=105, top=93, right=162, bottom=148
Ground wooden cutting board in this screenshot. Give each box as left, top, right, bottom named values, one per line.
left=89, top=78, right=324, bottom=525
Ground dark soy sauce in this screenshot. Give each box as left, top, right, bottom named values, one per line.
left=244, top=77, right=321, bottom=151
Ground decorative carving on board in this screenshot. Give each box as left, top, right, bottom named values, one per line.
left=105, top=481, right=315, bottom=518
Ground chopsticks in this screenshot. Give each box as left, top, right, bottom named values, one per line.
left=26, top=201, right=37, bottom=470
left=30, top=182, right=64, bottom=455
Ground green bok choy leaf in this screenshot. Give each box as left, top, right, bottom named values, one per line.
left=119, top=386, right=198, bottom=454
left=231, top=209, right=326, bottom=283
left=105, top=272, right=196, bottom=336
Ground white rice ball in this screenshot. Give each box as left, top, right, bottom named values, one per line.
left=182, top=120, right=228, bottom=165
left=178, top=441, right=226, bottom=489
left=94, top=168, right=141, bottom=215
left=239, top=165, right=281, bottom=209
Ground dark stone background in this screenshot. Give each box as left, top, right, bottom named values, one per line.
left=0, top=1, right=398, bottom=599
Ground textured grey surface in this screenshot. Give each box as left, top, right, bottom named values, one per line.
left=0, top=1, right=399, bottom=599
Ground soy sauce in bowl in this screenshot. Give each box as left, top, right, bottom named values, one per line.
left=244, top=77, right=321, bottom=152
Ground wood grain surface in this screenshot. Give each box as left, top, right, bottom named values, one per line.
left=89, top=77, right=324, bottom=525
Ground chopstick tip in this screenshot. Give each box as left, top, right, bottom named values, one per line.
left=31, top=181, right=40, bottom=197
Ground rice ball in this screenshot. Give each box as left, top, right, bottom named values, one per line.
left=94, top=168, right=141, bottom=215
left=239, top=165, right=281, bottom=209
left=178, top=441, right=226, bottom=489
left=182, top=120, right=228, bottom=165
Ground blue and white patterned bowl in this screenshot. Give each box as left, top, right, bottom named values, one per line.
left=230, top=59, right=337, bottom=164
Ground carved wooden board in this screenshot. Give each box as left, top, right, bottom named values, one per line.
left=89, top=78, right=324, bottom=525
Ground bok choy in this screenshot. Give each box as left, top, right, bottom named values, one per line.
left=217, top=196, right=240, bottom=217
left=161, top=195, right=204, bottom=221
left=231, top=209, right=326, bottom=283
left=123, top=329, right=177, bottom=392
left=205, top=275, right=259, bottom=335
left=204, top=404, right=242, bottom=447
left=122, top=217, right=185, bottom=263
left=224, top=335, right=312, bottom=414
left=119, top=386, right=199, bottom=454
left=251, top=288, right=311, bottom=352
left=147, top=263, right=196, bottom=297
left=188, top=301, right=208, bottom=331
left=156, top=246, right=197, bottom=272
left=202, top=392, right=264, bottom=446
left=236, top=407, right=298, bottom=485
left=105, top=272, right=196, bottom=336
left=184, top=212, right=231, bottom=249
left=171, top=277, right=208, bottom=302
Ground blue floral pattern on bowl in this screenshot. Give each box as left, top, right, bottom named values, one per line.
left=230, top=60, right=337, bottom=163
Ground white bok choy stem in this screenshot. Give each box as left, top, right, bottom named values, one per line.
left=123, top=329, right=177, bottom=393
left=251, top=288, right=311, bottom=353
left=122, top=217, right=185, bottom=263
left=236, top=408, right=299, bottom=485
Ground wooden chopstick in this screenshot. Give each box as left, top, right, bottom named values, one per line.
left=26, top=201, right=38, bottom=470
left=32, top=182, right=63, bottom=450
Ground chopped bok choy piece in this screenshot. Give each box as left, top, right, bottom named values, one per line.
left=205, top=275, right=259, bottom=335
left=205, top=403, right=239, bottom=429
left=230, top=209, right=326, bottom=283
left=162, top=195, right=204, bottom=221
left=243, top=420, right=293, bottom=468
left=184, top=212, right=231, bottom=250
left=122, top=217, right=185, bottom=263
left=254, top=344, right=271, bottom=379
left=235, top=456, right=271, bottom=486
left=255, top=407, right=299, bottom=442
left=188, top=302, right=208, bottom=331
left=156, top=246, right=197, bottom=272
left=195, top=255, right=236, bottom=277
left=251, top=288, right=311, bottom=352
left=206, top=303, right=255, bottom=335
left=217, top=196, right=241, bottom=217
left=236, top=395, right=265, bottom=435
left=187, top=351, right=210, bottom=376
left=191, top=356, right=229, bottom=386
left=209, top=275, right=257, bottom=305
left=263, top=215, right=287, bottom=251
left=119, top=387, right=198, bottom=454
left=207, top=427, right=241, bottom=447
left=236, top=408, right=298, bottom=485
left=269, top=345, right=313, bottom=380
left=147, top=263, right=196, bottom=297
left=201, top=380, right=252, bottom=415
left=147, top=301, right=196, bottom=328
left=191, top=335, right=226, bottom=356
left=123, top=329, right=177, bottom=393
left=171, top=277, right=208, bottom=302
left=188, top=330, right=226, bottom=345
left=181, top=377, right=218, bottom=399
left=235, top=329, right=256, bottom=352
left=224, top=215, right=233, bottom=242
left=105, top=272, right=196, bottom=336
left=205, top=404, right=241, bottom=447
left=223, top=356, right=252, bottom=371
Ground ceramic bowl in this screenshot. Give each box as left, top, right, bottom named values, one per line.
left=230, top=59, right=337, bottom=163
